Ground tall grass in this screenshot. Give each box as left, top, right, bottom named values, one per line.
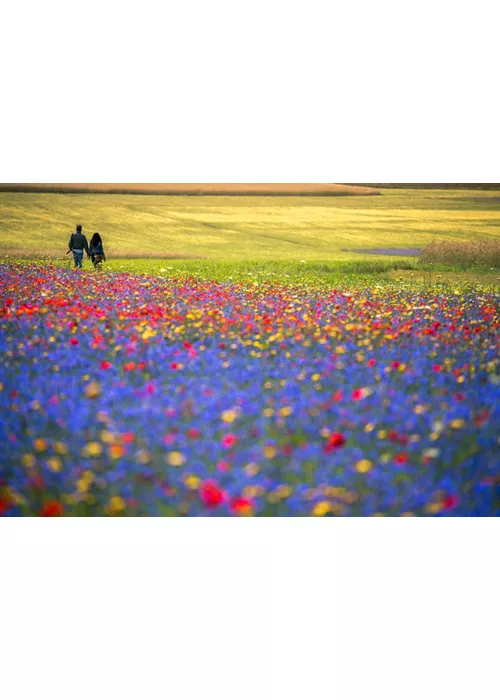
left=421, top=240, right=500, bottom=267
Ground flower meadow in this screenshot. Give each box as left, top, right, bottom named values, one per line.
left=1, top=264, right=499, bottom=517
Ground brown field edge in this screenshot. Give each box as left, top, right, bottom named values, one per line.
left=343, top=183, right=500, bottom=189
left=0, top=183, right=379, bottom=196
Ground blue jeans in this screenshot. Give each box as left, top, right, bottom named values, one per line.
left=73, top=250, right=84, bottom=268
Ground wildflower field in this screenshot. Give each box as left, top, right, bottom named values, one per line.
left=1, top=263, right=499, bottom=516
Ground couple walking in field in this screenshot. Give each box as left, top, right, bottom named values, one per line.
left=68, top=225, right=106, bottom=269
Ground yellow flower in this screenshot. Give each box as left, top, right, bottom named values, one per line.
left=167, top=451, right=185, bottom=467
left=355, top=459, right=373, bottom=473
left=84, top=380, right=101, bottom=399
left=450, top=419, right=466, bottom=429
left=47, top=457, right=63, bottom=473
left=81, top=441, right=103, bottom=458
left=184, top=474, right=201, bottom=490
left=10, top=490, right=26, bottom=506
left=424, top=502, right=443, bottom=514
left=279, top=406, right=293, bottom=417
left=221, top=409, right=238, bottom=423
left=263, top=445, right=277, bottom=459
left=22, top=453, right=36, bottom=468
left=53, top=441, right=69, bottom=455
left=312, top=501, right=331, bottom=516
left=34, top=438, right=48, bottom=452
left=101, top=430, right=118, bottom=444
left=76, top=470, right=94, bottom=493
left=108, top=496, right=126, bottom=514
left=275, top=485, right=293, bottom=499
left=243, top=485, right=264, bottom=499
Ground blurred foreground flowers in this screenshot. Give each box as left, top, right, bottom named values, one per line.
left=1, top=264, right=499, bottom=516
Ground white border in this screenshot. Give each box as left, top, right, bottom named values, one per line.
left=2, top=520, right=500, bottom=700
left=1, top=1, right=498, bottom=182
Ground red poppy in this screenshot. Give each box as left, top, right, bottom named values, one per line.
left=187, top=427, right=201, bottom=439
left=41, top=501, right=64, bottom=517
left=443, top=494, right=459, bottom=510
left=200, top=481, right=226, bottom=508
left=0, top=497, right=11, bottom=516
left=69, top=337, right=79, bottom=346
left=324, top=432, right=346, bottom=453
left=394, top=452, right=409, bottom=465
left=100, top=361, right=111, bottom=370
left=231, top=497, right=254, bottom=515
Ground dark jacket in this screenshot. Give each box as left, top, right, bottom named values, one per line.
left=89, top=240, right=104, bottom=256
left=69, top=232, right=90, bottom=255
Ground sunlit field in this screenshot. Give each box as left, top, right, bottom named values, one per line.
left=1, top=187, right=499, bottom=260
left=1, top=188, right=499, bottom=516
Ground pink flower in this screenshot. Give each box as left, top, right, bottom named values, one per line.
left=222, top=433, right=238, bottom=449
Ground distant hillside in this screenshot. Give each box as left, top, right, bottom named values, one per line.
left=344, top=183, right=500, bottom=190
left=0, top=183, right=378, bottom=196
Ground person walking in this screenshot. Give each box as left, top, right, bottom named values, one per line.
left=68, top=225, right=90, bottom=269
left=89, top=232, right=106, bottom=269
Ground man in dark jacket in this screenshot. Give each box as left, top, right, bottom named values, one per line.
left=68, top=225, right=90, bottom=268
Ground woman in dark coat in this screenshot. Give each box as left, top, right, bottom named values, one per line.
left=89, top=232, right=106, bottom=268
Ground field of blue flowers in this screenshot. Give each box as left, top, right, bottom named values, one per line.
left=1, top=264, right=499, bottom=516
